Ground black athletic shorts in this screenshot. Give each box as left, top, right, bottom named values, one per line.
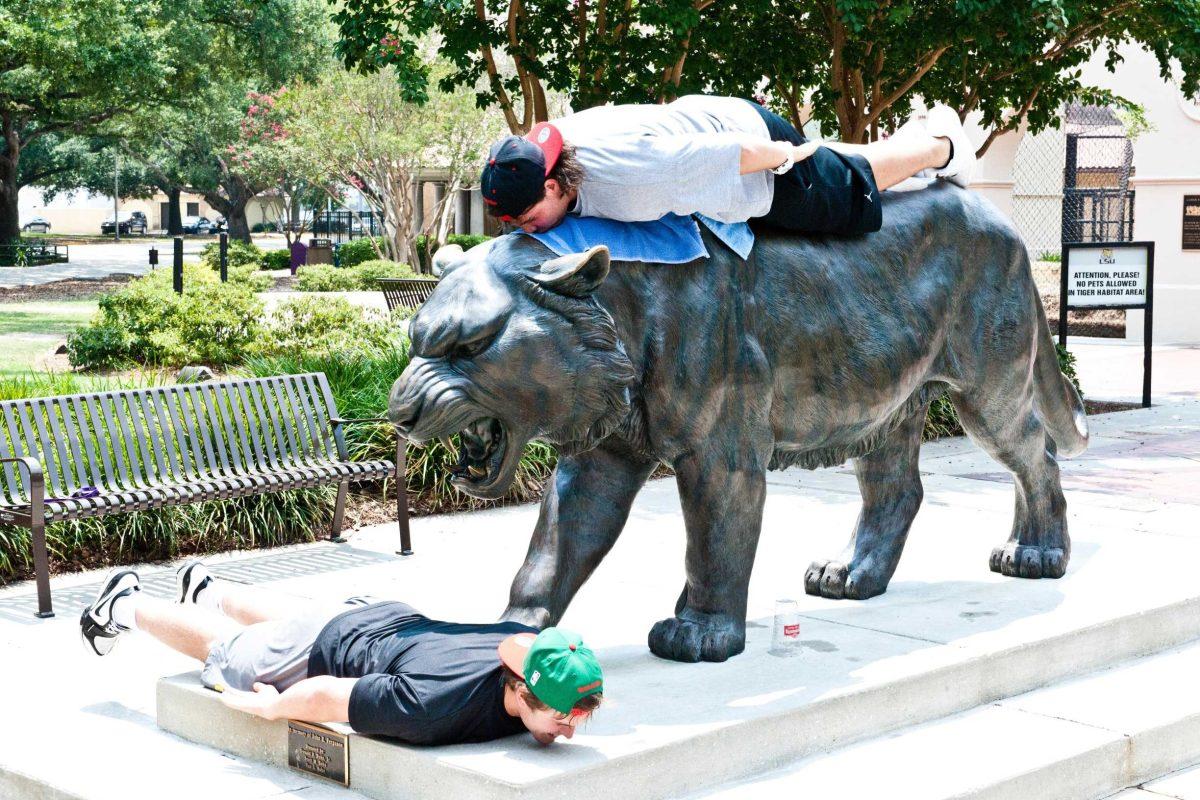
left=743, top=99, right=882, bottom=236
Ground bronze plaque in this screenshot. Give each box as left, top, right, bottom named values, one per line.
left=288, top=720, right=349, bottom=786
left=1184, top=195, right=1200, bottom=251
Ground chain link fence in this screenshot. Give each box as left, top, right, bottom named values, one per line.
left=1010, top=103, right=1135, bottom=337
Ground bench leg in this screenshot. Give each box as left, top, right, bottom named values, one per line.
left=395, top=439, right=413, bottom=556
left=331, top=481, right=349, bottom=543
left=32, top=522, right=54, bottom=618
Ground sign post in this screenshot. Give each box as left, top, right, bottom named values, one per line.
left=1058, top=241, right=1154, bottom=407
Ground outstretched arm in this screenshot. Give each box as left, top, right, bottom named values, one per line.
left=218, top=675, right=357, bottom=723
left=739, top=139, right=821, bottom=174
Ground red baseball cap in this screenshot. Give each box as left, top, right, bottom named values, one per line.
left=481, top=122, right=565, bottom=221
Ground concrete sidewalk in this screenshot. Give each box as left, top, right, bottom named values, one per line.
left=2, top=399, right=1199, bottom=799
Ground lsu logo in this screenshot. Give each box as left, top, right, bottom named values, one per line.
left=1099, top=247, right=1116, bottom=264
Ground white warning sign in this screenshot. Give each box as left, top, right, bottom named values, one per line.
left=1065, top=245, right=1149, bottom=308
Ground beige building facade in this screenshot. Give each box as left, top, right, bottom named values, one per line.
left=18, top=188, right=285, bottom=234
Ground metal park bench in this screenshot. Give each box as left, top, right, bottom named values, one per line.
left=379, top=278, right=439, bottom=312
left=0, top=373, right=411, bottom=619
left=0, top=242, right=69, bottom=267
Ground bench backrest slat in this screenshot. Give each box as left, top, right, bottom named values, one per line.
left=197, top=383, right=238, bottom=475
left=121, top=394, right=156, bottom=487
left=265, top=377, right=303, bottom=464
left=82, top=396, right=117, bottom=489
left=70, top=396, right=104, bottom=489
left=159, top=389, right=195, bottom=479
left=0, top=416, right=23, bottom=503
left=133, top=393, right=168, bottom=483
left=46, top=398, right=84, bottom=492
left=250, top=381, right=285, bottom=469
left=22, top=402, right=63, bottom=498
left=180, top=386, right=217, bottom=479
left=285, top=375, right=322, bottom=462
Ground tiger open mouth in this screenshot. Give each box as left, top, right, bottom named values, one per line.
left=448, top=417, right=520, bottom=499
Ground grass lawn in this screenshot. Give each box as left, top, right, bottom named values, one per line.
left=0, top=301, right=97, bottom=336
left=0, top=300, right=97, bottom=378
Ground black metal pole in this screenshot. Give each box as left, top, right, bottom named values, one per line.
left=1058, top=245, right=1070, bottom=348
left=1143, top=242, right=1155, bottom=408
left=219, top=232, right=228, bottom=283
left=173, top=236, right=183, bottom=295
left=148, top=247, right=158, bottom=270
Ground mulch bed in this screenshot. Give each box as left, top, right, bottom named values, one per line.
left=1042, top=294, right=1125, bottom=338
left=0, top=275, right=137, bottom=303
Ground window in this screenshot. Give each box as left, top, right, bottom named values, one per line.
left=186, top=202, right=200, bottom=216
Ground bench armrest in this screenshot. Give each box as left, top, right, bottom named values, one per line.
left=0, top=456, right=46, bottom=519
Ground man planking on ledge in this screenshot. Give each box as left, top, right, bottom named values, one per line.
left=80, top=562, right=604, bottom=746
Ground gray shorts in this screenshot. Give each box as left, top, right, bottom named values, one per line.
left=201, top=596, right=376, bottom=692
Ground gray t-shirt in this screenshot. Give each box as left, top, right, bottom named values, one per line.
left=552, top=95, right=774, bottom=224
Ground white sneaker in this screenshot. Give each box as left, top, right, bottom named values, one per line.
left=80, top=569, right=140, bottom=656
left=925, top=105, right=976, bottom=188
left=176, top=559, right=214, bottom=605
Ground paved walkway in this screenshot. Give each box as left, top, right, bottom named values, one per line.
left=1, top=394, right=1197, bottom=798
left=0, top=236, right=291, bottom=288
left=0, top=241, right=206, bottom=287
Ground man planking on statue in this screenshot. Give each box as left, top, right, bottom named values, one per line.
left=80, top=561, right=604, bottom=746
left=480, top=94, right=974, bottom=237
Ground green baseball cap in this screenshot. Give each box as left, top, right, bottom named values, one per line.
left=498, top=627, right=603, bottom=714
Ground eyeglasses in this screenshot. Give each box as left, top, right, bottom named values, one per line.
left=551, top=708, right=591, bottom=726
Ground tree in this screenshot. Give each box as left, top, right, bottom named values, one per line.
left=331, top=0, right=1200, bottom=151
left=228, top=88, right=325, bottom=244
left=0, top=0, right=208, bottom=243
left=283, top=61, right=504, bottom=265
left=166, top=0, right=335, bottom=242
left=332, top=0, right=718, bottom=134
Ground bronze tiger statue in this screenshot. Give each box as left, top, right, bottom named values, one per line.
left=388, top=182, right=1088, bottom=663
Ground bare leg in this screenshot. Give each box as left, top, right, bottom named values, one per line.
left=212, top=580, right=321, bottom=626
left=135, top=596, right=243, bottom=662
left=821, top=136, right=950, bottom=190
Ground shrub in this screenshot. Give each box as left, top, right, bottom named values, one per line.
left=354, top=259, right=421, bottom=284
left=67, top=264, right=266, bottom=369
left=259, top=296, right=399, bottom=358
left=200, top=239, right=264, bottom=272
left=295, top=260, right=419, bottom=292
left=295, top=264, right=358, bottom=292
left=251, top=221, right=279, bottom=233
left=263, top=248, right=291, bottom=271
left=335, top=237, right=386, bottom=268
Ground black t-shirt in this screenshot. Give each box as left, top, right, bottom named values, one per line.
left=307, top=601, right=537, bottom=745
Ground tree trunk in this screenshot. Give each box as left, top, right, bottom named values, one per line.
left=166, top=186, right=183, bottom=236
left=201, top=177, right=254, bottom=243
left=0, top=121, right=21, bottom=245
left=226, top=208, right=251, bottom=242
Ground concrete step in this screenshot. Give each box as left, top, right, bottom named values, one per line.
left=157, top=584, right=1200, bottom=800
left=689, top=640, right=1200, bottom=800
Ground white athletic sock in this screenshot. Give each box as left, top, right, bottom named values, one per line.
left=195, top=579, right=227, bottom=615
left=109, top=591, right=142, bottom=631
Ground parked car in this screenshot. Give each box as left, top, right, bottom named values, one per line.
left=182, top=215, right=216, bottom=235
left=21, top=216, right=51, bottom=233
left=100, top=211, right=148, bottom=235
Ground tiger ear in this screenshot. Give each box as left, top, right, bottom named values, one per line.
left=532, top=246, right=610, bottom=298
